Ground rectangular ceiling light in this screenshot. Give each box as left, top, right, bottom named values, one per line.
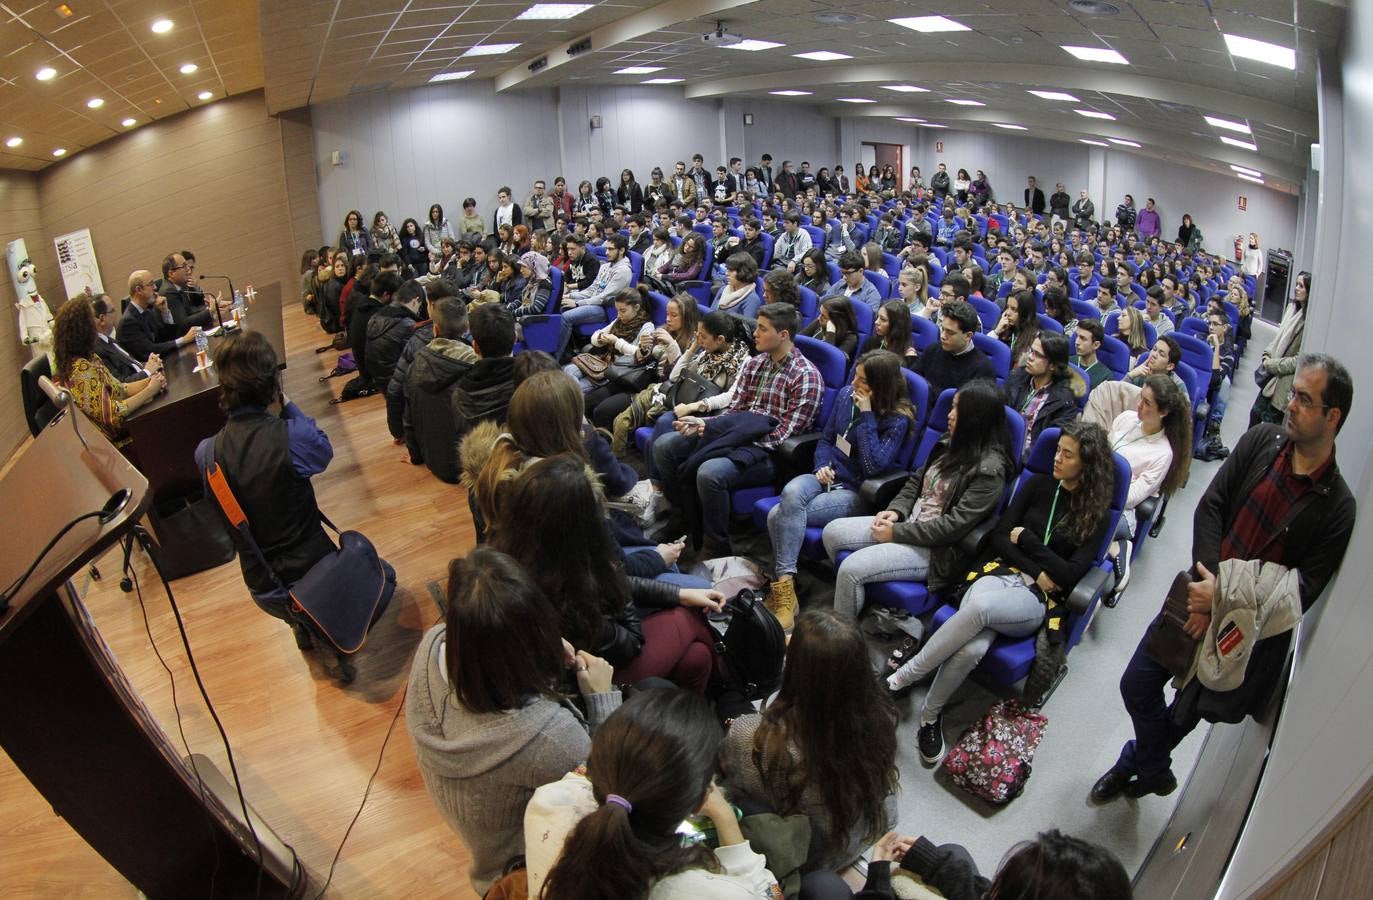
left=517, top=3, right=593, bottom=19
left=1204, top=114, right=1251, bottom=134
left=889, top=15, right=970, bottom=33
left=894, top=117, right=926, bottom=123
left=1108, top=137, right=1142, bottom=147
left=921, top=123, right=948, bottom=128
left=1230, top=164, right=1262, bottom=177
left=837, top=97, right=875, bottom=103
left=722, top=39, right=784, bottom=51
left=1075, top=109, right=1115, bottom=120
left=770, top=89, right=811, bottom=96
left=463, top=43, right=520, bottom=56
left=1028, top=89, right=1079, bottom=101
left=615, top=66, right=663, bottom=74
left=993, top=123, right=1027, bottom=130
left=945, top=98, right=984, bottom=106
left=642, top=77, right=683, bottom=84
left=1062, top=45, right=1129, bottom=64
left=794, top=50, right=851, bottom=61
left=429, top=70, right=475, bottom=82
left=1079, top=139, right=1110, bottom=146
left=1224, top=33, right=1296, bottom=70
left=1220, top=135, right=1258, bottom=151
left=1236, top=173, right=1265, bottom=184
left=883, top=84, right=928, bottom=93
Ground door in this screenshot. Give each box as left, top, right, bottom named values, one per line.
left=863, top=141, right=904, bottom=191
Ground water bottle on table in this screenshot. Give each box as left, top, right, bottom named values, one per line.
left=194, top=329, right=210, bottom=370
left=232, top=289, right=245, bottom=324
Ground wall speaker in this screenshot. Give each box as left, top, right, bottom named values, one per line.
left=590, top=115, right=602, bottom=130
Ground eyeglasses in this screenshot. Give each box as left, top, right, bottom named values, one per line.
left=1287, top=388, right=1330, bottom=411
left=841, top=268, right=861, bottom=276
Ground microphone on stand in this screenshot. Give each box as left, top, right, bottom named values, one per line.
left=196, top=275, right=235, bottom=330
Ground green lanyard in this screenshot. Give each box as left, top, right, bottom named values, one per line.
left=1043, top=483, right=1063, bottom=545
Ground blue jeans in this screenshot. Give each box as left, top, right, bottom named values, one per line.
left=557, top=304, right=608, bottom=359
left=767, top=475, right=865, bottom=577
left=823, top=516, right=932, bottom=621
left=1115, top=632, right=1203, bottom=781
left=652, top=430, right=773, bottom=544
left=889, top=574, right=1044, bottom=721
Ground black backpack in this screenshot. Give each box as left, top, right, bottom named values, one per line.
left=707, top=589, right=786, bottom=700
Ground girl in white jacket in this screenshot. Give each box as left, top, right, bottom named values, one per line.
left=525, top=689, right=780, bottom=900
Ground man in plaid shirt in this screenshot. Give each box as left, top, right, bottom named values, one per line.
left=654, top=302, right=823, bottom=556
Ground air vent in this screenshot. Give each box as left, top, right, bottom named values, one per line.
left=1069, top=0, right=1121, bottom=15
left=814, top=12, right=859, bottom=25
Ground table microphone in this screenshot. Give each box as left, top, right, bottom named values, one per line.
left=197, top=274, right=235, bottom=329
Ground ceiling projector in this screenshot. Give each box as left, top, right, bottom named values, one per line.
left=701, top=23, right=744, bottom=46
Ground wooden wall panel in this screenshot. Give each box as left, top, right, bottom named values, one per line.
left=0, top=170, right=60, bottom=464
left=38, top=90, right=297, bottom=318
left=279, top=107, right=323, bottom=269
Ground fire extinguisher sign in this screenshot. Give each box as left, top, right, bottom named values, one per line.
left=1238, top=195, right=1247, bottom=211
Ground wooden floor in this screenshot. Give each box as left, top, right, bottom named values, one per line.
left=0, top=298, right=481, bottom=898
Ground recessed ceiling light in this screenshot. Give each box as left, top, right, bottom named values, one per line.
left=1075, top=109, right=1115, bottom=120
left=883, top=84, right=928, bottom=93
left=1108, top=137, right=1141, bottom=147
left=122, top=117, right=137, bottom=127
left=1220, top=135, right=1258, bottom=151
left=1230, top=164, right=1262, bottom=177
left=151, top=18, right=173, bottom=34
left=769, top=89, right=811, bottom=96
left=179, top=63, right=198, bottom=74
left=1236, top=173, right=1264, bottom=184
left=793, top=50, right=851, bottom=61
left=921, top=123, right=948, bottom=128
left=517, top=3, right=594, bottom=19
left=1079, top=139, right=1110, bottom=146
left=35, top=67, right=56, bottom=81
left=86, top=97, right=104, bottom=108
left=5, top=137, right=21, bottom=148
left=889, top=15, right=970, bottom=33
left=894, top=117, right=926, bottom=123
left=1204, top=114, right=1251, bottom=134
left=993, top=123, right=1027, bottom=130
left=197, top=91, right=213, bottom=100
left=52, top=148, right=66, bottom=157
left=615, top=66, right=663, bottom=74
left=1028, top=90, right=1079, bottom=101
left=642, top=78, right=683, bottom=84
left=429, top=70, right=475, bottom=83
left=837, top=97, right=875, bottom=103
left=721, top=39, right=784, bottom=51
left=463, top=43, right=520, bottom=57
left=1062, top=45, right=1129, bottom=64
left=1223, top=33, right=1295, bottom=70
left=944, top=98, right=984, bottom=106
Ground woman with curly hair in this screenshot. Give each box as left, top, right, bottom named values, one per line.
left=887, top=421, right=1117, bottom=765
left=51, top=295, right=165, bottom=445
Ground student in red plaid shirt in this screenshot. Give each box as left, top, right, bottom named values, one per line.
left=653, top=302, right=823, bottom=559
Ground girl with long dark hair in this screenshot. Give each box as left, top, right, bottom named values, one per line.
left=800, top=296, right=860, bottom=365
left=337, top=208, right=371, bottom=258
left=825, top=379, right=1013, bottom=621
left=860, top=299, right=919, bottom=367
left=995, top=289, right=1041, bottom=369
left=617, top=167, right=644, bottom=214
left=397, top=217, right=428, bottom=276
left=887, top=421, right=1116, bottom=765
left=527, top=688, right=780, bottom=900
left=406, top=547, right=621, bottom=896
left=594, top=176, right=616, bottom=217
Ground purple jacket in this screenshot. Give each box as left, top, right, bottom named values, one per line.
left=1136, top=207, right=1161, bottom=238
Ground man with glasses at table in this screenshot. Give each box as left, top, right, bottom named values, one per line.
left=1093, top=354, right=1356, bottom=803
left=117, top=269, right=201, bottom=362
left=158, top=252, right=214, bottom=333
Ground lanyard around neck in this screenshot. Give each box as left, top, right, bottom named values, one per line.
left=1043, top=483, right=1063, bottom=545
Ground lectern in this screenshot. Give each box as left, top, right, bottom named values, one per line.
left=0, top=403, right=305, bottom=897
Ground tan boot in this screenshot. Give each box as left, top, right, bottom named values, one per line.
left=766, top=575, right=798, bottom=632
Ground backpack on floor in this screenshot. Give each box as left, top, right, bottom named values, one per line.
left=941, top=700, right=1048, bottom=805
left=706, top=588, right=785, bottom=701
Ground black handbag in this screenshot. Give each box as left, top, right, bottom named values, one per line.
left=606, top=363, right=656, bottom=393
left=706, top=589, right=786, bottom=700
left=666, top=370, right=723, bottom=408
left=1145, top=571, right=1199, bottom=679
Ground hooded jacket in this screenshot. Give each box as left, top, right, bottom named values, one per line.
left=364, top=303, right=420, bottom=387
left=1184, top=558, right=1302, bottom=693
left=451, top=356, right=517, bottom=449
left=405, top=622, right=621, bottom=896
left=404, top=338, right=479, bottom=483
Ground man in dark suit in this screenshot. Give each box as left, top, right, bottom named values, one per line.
left=93, top=294, right=161, bottom=382
left=117, top=268, right=199, bottom=361
left=726, top=157, right=744, bottom=195
left=158, top=252, right=215, bottom=332
left=1024, top=176, right=1047, bottom=216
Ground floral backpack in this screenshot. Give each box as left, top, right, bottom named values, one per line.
left=941, top=700, right=1048, bottom=805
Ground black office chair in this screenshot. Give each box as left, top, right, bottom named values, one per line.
left=20, top=354, right=57, bottom=436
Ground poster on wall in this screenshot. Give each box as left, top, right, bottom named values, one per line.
left=1238, top=196, right=1248, bottom=211
left=53, top=228, right=104, bottom=299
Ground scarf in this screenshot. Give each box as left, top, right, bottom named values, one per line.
left=716, top=282, right=754, bottom=311
left=608, top=309, right=648, bottom=343
left=691, top=339, right=751, bottom=383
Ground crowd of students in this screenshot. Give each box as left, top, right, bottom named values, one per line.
left=182, top=151, right=1356, bottom=900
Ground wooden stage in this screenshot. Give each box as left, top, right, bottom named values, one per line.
left=0, top=294, right=480, bottom=897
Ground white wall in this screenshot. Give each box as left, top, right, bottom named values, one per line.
left=910, top=130, right=1092, bottom=212
left=1218, top=2, right=1373, bottom=893
left=558, top=85, right=724, bottom=186
left=724, top=97, right=840, bottom=175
